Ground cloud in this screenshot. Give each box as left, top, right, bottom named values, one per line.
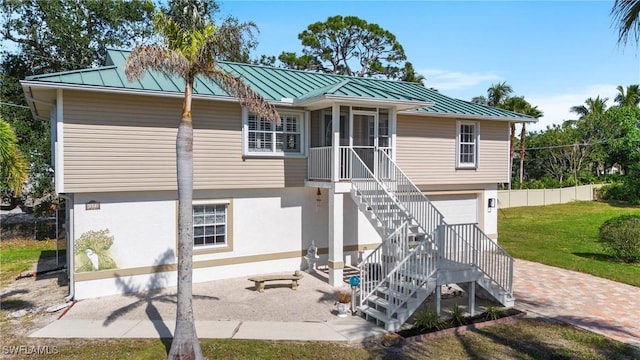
left=526, top=84, right=619, bottom=132
left=419, top=68, right=502, bottom=91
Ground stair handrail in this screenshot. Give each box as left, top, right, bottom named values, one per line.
left=350, top=149, right=407, bottom=236
left=376, top=150, right=444, bottom=236
left=357, top=220, right=412, bottom=305
left=384, top=235, right=438, bottom=316
left=438, top=223, right=513, bottom=295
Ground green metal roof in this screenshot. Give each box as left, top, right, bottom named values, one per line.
left=24, top=49, right=534, bottom=121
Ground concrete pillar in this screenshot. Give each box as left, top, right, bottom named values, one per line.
left=435, top=285, right=441, bottom=315
left=468, top=281, right=476, bottom=316
left=328, top=187, right=344, bottom=286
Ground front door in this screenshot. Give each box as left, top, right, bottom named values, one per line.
left=352, top=111, right=391, bottom=177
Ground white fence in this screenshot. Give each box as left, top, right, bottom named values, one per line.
left=498, top=184, right=603, bottom=208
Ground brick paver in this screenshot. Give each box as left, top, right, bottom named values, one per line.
left=513, top=259, right=640, bottom=347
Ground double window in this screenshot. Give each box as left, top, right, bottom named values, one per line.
left=193, top=202, right=228, bottom=248
left=245, top=111, right=304, bottom=155
left=457, top=121, right=479, bottom=168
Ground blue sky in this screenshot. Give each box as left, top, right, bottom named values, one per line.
left=219, top=0, right=639, bottom=131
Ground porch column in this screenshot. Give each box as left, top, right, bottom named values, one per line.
left=468, top=281, right=476, bottom=316
left=328, top=186, right=344, bottom=286
left=331, top=103, right=340, bottom=182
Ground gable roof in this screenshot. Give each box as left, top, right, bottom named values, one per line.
left=23, top=49, right=535, bottom=121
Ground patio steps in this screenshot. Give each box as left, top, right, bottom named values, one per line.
left=349, top=148, right=514, bottom=332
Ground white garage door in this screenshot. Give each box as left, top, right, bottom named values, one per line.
left=428, top=194, right=479, bottom=225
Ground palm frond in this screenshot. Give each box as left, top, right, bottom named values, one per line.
left=611, top=0, right=640, bottom=46
left=0, top=119, right=27, bottom=195
left=205, top=69, right=280, bottom=125
left=124, top=44, right=189, bottom=82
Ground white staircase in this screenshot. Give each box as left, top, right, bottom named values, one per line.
left=349, top=148, right=514, bottom=331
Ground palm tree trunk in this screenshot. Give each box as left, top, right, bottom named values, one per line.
left=519, top=124, right=526, bottom=189
left=168, top=79, right=203, bottom=360
left=509, top=123, right=515, bottom=189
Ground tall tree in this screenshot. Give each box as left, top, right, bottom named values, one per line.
left=570, top=96, right=609, bottom=119
left=160, top=0, right=259, bottom=63
left=611, top=0, right=640, bottom=46
left=1, top=0, right=156, bottom=209
left=400, top=62, right=426, bottom=85
left=278, top=15, right=407, bottom=79
left=0, top=118, right=27, bottom=196
left=124, top=8, right=279, bottom=359
left=502, top=96, right=542, bottom=187
left=614, top=84, right=640, bottom=107
left=487, top=81, right=513, bottom=107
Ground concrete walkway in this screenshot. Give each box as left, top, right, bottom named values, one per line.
left=29, top=270, right=386, bottom=343
left=29, top=261, right=640, bottom=348
left=513, top=259, right=640, bottom=348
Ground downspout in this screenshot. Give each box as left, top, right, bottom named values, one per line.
left=59, top=194, right=75, bottom=302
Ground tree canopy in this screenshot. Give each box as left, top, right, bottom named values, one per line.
left=0, top=0, right=157, bottom=210
left=0, top=118, right=27, bottom=196
left=611, top=0, right=640, bottom=46
left=275, top=15, right=416, bottom=81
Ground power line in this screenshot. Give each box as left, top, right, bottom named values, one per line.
left=524, top=137, right=640, bottom=151
left=0, top=101, right=30, bottom=109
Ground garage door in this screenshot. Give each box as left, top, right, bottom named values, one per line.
left=428, top=194, right=479, bottom=225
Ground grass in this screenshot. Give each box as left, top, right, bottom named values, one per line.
left=1, top=229, right=639, bottom=359
left=499, top=201, right=640, bottom=287
left=1, top=318, right=637, bottom=359
left=0, top=238, right=57, bottom=285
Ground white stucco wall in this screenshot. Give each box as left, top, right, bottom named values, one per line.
left=71, top=187, right=382, bottom=299
left=484, top=186, right=499, bottom=240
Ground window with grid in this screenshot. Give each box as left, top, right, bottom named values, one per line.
left=457, top=122, right=478, bottom=168
left=193, top=203, right=227, bottom=247
left=247, top=112, right=301, bottom=154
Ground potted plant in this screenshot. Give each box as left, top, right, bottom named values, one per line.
left=335, top=290, right=352, bottom=317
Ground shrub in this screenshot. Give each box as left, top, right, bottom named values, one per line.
left=450, top=304, right=467, bottom=326
left=484, top=305, right=507, bottom=320
left=599, top=215, right=640, bottom=263
left=413, top=308, right=445, bottom=331
left=598, top=182, right=629, bottom=202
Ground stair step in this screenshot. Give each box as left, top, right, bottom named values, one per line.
left=359, top=305, right=401, bottom=331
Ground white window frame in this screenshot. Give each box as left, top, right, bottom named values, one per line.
left=456, top=121, right=479, bottom=169
left=192, top=199, right=230, bottom=249
left=242, top=108, right=306, bottom=157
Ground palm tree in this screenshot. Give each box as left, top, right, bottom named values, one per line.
left=502, top=97, right=542, bottom=187
left=0, top=118, right=27, bottom=196
left=570, top=96, right=609, bottom=119
left=614, top=84, right=640, bottom=107
left=124, top=10, right=279, bottom=360
left=487, top=81, right=513, bottom=108
left=471, top=95, right=487, bottom=104
left=611, top=0, right=640, bottom=46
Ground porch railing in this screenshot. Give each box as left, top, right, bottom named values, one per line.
left=436, top=223, right=513, bottom=295
left=308, top=147, right=332, bottom=180
left=308, top=146, right=357, bottom=181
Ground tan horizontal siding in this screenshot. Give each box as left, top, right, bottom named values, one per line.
left=396, top=115, right=509, bottom=185
left=63, top=90, right=305, bottom=193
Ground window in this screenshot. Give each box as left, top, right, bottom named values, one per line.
left=457, top=121, right=479, bottom=168
left=193, top=203, right=228, bottom=247
left=245, top=110, right=304, bottom=155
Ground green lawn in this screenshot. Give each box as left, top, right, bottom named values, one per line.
left=0, top=238, right=57, bottom=285
left=498, top=201, right=640, bottom=287
left=2, top=318, right=638, bottom=359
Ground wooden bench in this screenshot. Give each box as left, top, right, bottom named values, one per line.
left=248, top=272, right=304, bottom=293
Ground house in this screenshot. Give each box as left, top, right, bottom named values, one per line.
left=21, top=49, right=535, bottom=330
